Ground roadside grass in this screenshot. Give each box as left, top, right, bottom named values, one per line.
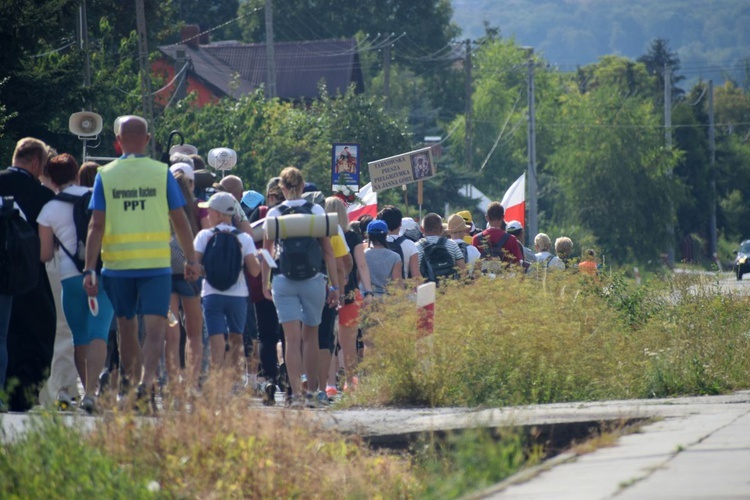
left=352, top=269, right=750, bottom=407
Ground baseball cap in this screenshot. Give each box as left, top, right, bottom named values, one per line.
left=367, top=219, right=389, bottom=235
left=169, top=162, right=194, bottom=181
left=198, top=191, right=236, bottom=215
left=506, top=220, right=523, bottom=234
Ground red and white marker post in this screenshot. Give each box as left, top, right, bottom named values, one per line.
left=416, top=282, right=436, bottom=339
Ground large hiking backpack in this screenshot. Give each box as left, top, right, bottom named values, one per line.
left=0, top=196, right=40, bottom=295
left=419, top=237, right=457, bottom=283
left=203, top=228, right=243, bottom=290
left=55, top=190, right=102, bottom=273
left=277, top=202, right=322, bottom=281
left=477, top=232, right=511, bottom=260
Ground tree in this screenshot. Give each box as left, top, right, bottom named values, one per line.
left=637, top=38, right=685, bottom=101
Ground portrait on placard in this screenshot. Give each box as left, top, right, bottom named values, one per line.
left=332, top=143, right=360, bottom=192
left=410, top=153, right=433, bottom=180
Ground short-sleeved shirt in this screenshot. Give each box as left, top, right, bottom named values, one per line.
left=535, top=251, right=565, bottom=270
left=451, top=238, right=481, bottom=265
left=37, top=185, right=91, bottom=280
left=416, top=236, right=465, bottom=269
left=364, top=246, right=401, bottom=297
left=386, top=234, right=419, bottom=279
left=89, top=159, right=186, bottom=278
left=194, top=223, right=257, bottom=297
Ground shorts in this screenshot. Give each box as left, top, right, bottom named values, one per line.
left=203, top=294, right=248, bottom=336
left=318, top=302, right=338, bottom=352
left=103, top=274, right=171, bottom=319
left=271, top=273, right=326, bottom=327
left=338, top=290, right=362, bottom=328
left=61, top=276, right=114, bottom=346
left=171, top=274, right=200, bottom=297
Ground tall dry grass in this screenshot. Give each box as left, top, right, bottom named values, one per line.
left=352, top=270, right=750, bottom=407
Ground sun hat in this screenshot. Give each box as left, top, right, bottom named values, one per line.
left=447, top=214, right=469, bottom=233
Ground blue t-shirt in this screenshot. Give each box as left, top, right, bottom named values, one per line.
left=90, top=159, right=186, bottom=277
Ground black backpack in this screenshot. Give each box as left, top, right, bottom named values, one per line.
left=477, top=232, right=511, bottom=260
left=456, top=240, right=469, bottom=262
left=419, top=237, right=457, bottom=283
left=55, top=190, right=102, bottom=273
left=277, top=202, right=322, bottom=281
left=387, top=235, right=406, bottom=272
left=0, top=196, right=40, bottom=295
left=203, top=228, right=243, bottom=291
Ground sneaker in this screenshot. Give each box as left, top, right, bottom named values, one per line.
left=336, top=368, right=345, bottom=391
left=134, top=384, right=157, bottom=415
left=98, top=370, right=110, bottom=394
left=316, top=390, right=330, bottom=407
left=343, top=376, right=359, bottom=393
left=56, top=389, right=74, bottom=411
left=81, top=395, right=97, bottom=415
left=262, top=381, right=276, bottom=406
left=305, top=392, right=317, bottom=408
left=325, top=385, right=338, bottom=398
left=289, top=395, right=304, bottom=409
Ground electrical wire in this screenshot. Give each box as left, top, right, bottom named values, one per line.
left=480, top=89, right=524, bottom=171
left=115, top=61, right=189, bottom=96
left=33, top=40, right=75, bottom=58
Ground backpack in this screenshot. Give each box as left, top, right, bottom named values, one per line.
left=456, top=240, right=468, bottom=262
left=419, top=237, right=457, bottom=283
left=387, top=235, right=406, bottom=271
left=203, top=228, right=243, bottom=291
left=477, top=232, right=511, bottom=260
left=277, top=202, right=322, bottom=281
left=55, top=190, right=102, bottom=274
left=0, top=196, right=40, bottom=295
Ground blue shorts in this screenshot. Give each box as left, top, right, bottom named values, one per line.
left=61, top=276, right=115, bottom=346
left=103, top=274, right=171, bottom=319
left=203, top=294, right=247, bottom=336
left=171, top=275, right=200, bottom=297
left=271, top=273, right=326, bottom=327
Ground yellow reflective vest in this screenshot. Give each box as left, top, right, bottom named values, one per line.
left=99, top=157, right=171, bottom=270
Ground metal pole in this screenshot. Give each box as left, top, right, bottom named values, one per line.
left=664, top=64, right=674, bottom=267
left=135, top=0, right=155, bottom=157
left=383, top=42, right=391, bottom=110
left=527, top=52, right=538, bottom=244
left=464, top=39, right=472, bottom=170
left=709, top=80, right=717, bottom=259
left=264, top=0, right=276, bottom=99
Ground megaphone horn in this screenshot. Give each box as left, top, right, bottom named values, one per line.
left=69, top=112, right=103, bottom=138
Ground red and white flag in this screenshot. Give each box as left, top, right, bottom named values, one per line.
left=347, top=182, right=378, bottom=222
left=501, top=173, right=525, bottom=227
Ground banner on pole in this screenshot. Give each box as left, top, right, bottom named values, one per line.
left=332, top=143, right=360, bottom=193
left=368, top=147, right=435, bottom=193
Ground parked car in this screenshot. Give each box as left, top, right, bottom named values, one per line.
left=733, top=240, right=750, bottom=280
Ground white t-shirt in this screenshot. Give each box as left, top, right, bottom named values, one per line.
left=386, top=234, right=419, bottom=278
left=36, top=185, right=91, bottom=280
left=534, top=251, right=565, bottom=270
left=194, top=223, right=257, bottom=297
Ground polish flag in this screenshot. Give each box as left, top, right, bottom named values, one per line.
left=347, top=182, right=378, bottom=222
left=501, top=173, right=525, bottom=227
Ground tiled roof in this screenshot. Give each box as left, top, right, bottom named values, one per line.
left=158, top=38, right=364, bottom=100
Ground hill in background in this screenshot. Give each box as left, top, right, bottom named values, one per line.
left=452, top=0, right=749, bottom=87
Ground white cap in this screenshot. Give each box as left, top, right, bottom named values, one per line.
left=169, top=162, right=194, bottom=181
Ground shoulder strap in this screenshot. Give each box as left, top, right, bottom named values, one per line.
left=545, top=254, right=554, bottom=266
left=395, top=235, right=406, bottom=245
left=55, top=192, right=81, bottom=203
left=436, top=236, right=448, bottom=247
left=495, top=233, right=511, bottom=251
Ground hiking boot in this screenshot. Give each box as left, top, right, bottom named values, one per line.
left=262, top=381, right=276, bottom=406
left=81, top=395, right=97, bottom=415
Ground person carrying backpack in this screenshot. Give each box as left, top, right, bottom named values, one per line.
left=261, top=167, right=341, bottom=407
left=0, top=137, right=57, bottom=412
left=37, top=153, right=115, bottom=414
left=533, top=233, right=565, bottom=270
left=377, top=205, right=421, bottom=280
left=415, top=213, right=466, bottom=283
left=194, top=192, right=261, bottom=382
left=472, top=201, right=523, bottom=274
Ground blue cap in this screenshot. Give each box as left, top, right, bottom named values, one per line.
left=241, top=190, right=264, bottom=211
left=303, top=182, right=319, bottom=193
left=367, top=219, right=388, bottom=235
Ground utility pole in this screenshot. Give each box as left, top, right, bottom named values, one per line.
left=383, top=42, right=391, bottom=110
left=264, top=0, right=276, bottom=99
left=664, top=64, right=674, bottom=267
left=464, top=39, right=472, bottom=170
left=135, top=0, right=155, bottom=157
left=79, top=0, right=91, bottom=89
left=527, top=49, right=538, bottom=243
left=709, top=80, right=717, bottom=260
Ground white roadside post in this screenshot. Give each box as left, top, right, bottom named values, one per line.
left=416, top=282, right=436, bottom=338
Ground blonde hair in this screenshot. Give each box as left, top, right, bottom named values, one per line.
left=534, top=233, right=552, bottom=252
left=13, top=137, right=48, bottom=167
left=555, top=236, right=574, bottom=257
left=279, top=166, right=304, bottom=198
left=324, top=196, right=349, bottom=232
